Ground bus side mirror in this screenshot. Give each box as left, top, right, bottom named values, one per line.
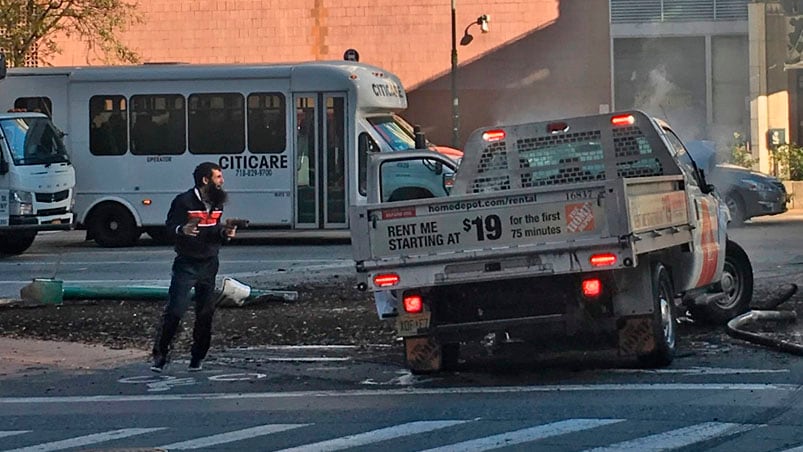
left=0, top=160, right=8, bottom=174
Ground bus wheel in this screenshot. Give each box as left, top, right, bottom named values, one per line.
left=89, top=203, right=140, bottom=247
left=0, top=231, right=37, bottom=256
left=638, top=263, right=676, bottom=368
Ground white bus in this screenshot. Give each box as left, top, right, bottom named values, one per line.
left=0, top=55, right=75, bottom=255
left=0, top=61, right=458, bottom=247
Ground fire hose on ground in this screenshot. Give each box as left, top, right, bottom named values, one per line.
left=725, top=284, right=803, bottom=356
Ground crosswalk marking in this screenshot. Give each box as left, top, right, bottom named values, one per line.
left=1, top=418, right=798, bottom=452
left=159, top=423, right=307, bottom=450
left=2, top=428, right=166, bottom=452
left=275, top=420, right=470, bottom=452
left=583, top=422, right=758, bottom=451
left=418, top=419, right=625, bottom=452
left=0, top=432, right=29, bottom=439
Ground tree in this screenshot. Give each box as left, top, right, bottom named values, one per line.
left=0, top=0, right=141, bottom=67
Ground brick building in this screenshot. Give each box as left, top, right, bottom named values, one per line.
left=46, top=0, right=612, bottom=148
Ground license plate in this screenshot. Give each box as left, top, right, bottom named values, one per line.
left=395, top=312, right=431, bottom=337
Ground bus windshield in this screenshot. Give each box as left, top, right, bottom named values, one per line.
left=0, top=116, right=70, bottom=166
left=368, top=115, right=419, bottom=151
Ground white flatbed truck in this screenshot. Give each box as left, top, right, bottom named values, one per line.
left=350, top=111, right=753, bottom=373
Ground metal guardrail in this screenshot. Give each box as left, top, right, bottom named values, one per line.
left=611, top=0, right=749, bottom=23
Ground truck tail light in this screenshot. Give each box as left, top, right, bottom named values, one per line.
left=482, top=129, right=506, bottom=142
left=590, top=253, right=617, bottom=267
left=611, top=114, right=635, bottom=126
left=373, top=273, right=400, bottom=287
left=403, top=294, right=423, bottom=313
left=582, top=278, right=602, bottom=298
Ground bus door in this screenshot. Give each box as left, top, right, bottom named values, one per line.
left=293, top=93, right=347, bottom=228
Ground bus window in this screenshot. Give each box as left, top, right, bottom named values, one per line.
left=189, top=93, right=245, bottom=154
left=358, top=132, right=380, bottom=196
left=130, top=94, right=185, bottom=155
left=89, top=95, right=127, bottom=156
left=14, top=97, right=53, bottom=117
left=247, top=93, right=286, bottom=153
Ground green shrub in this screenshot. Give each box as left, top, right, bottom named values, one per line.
left=771, top=144, right=803, bottom=180
left=728, top=132, right=753, bottom=168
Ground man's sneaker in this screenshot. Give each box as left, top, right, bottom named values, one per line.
left=188, top=358, right=203, bottom=372
left=150, top=355, right=167, bottom=373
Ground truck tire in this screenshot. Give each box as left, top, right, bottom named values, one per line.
left=0, top=231, right=37, bottom=256
left=638, top=263, right=676, bottom=367
left=89, top=203, right=141, bottom=247
left=693, top=240, right=753, bottom=325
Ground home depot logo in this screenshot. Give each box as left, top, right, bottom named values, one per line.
left=565, top=202, right=595, bottom=233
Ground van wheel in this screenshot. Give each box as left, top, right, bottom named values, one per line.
left=0, top=231, right=37, bottom=256
left=89, top=203, right=140, bottom=247
left=693, top=240, right=753, bottom=325
left=638, top=263, right=676, bottom=367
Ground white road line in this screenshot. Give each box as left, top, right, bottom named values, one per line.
left=419, top=419, right=624, bottom=452
left=0, top=383, right=797, bottom=405
left=0, top=431, right=29, bottom=439
left=1, top=427, right=166, bottom=452
left=275, top=420, right=469, bottom=452
left=583, top=422, right=758, bottom=451
left=159, top=423, right=307, bottom=450
left=780, top=445, right=803, bottom=452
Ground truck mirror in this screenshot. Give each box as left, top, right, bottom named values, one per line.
left=698, top=168, right=712, bottom=194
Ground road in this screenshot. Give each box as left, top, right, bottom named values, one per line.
left=0, top=214, right=802, bottom=451
left=0, top=230, right=354, bottom=298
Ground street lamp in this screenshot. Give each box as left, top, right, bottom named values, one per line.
left=450, top=6, right=490, bottom=148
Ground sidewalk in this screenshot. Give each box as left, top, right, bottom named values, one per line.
left=0, top=337, right=146, bottom=380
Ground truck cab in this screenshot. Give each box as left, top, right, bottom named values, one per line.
left=0, top=111, right=75, bottom=255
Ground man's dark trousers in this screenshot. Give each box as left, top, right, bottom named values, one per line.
left=153, top=255, right=219, bottom=362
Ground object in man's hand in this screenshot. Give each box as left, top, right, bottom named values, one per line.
left=225, top=218, right=249, bottom=228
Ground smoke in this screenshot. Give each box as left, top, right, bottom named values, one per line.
left=631, top=66, right=703, bottom=142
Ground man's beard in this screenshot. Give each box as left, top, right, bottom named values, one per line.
left=205, top=183, right=228, bottom=207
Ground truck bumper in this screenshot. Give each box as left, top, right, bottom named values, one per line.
left=8, top=213, right=74, bottom=231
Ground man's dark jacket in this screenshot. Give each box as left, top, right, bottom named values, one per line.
left=165, top=188, right=227, bottom=259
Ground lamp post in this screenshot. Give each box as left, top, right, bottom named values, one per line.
left=450, top=7, right=490, bottom=149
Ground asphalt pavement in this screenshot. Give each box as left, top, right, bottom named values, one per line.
left=1, top=210, right=802, bottom=381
